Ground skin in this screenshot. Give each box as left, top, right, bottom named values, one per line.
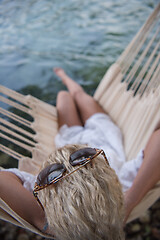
left=124, top=127, right=160, bottom=222
left=0, top=68, right=159, bottom=232
left=0, top=171, right=45, bottom=231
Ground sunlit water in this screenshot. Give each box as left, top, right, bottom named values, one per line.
left=0, top=0, right=159, bottom=103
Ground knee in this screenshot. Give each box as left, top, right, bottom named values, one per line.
left=72, top=88, right=86, bottom=102
left=56, top=91, right=71, bottom=108
left=57, top=90, right=70, bottom=100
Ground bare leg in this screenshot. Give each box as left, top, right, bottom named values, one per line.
left=54, top=68, right=106, bottom=124
left=56, top=91, right=83, bottom=129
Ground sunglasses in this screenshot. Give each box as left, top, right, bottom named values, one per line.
left=33, top=147, right=109, bottom=209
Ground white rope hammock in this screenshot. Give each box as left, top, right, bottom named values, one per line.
left=0, top=3, right=160, bottom=237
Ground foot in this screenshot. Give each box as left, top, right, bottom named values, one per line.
left=53, top=67, right=68, bottom=85
left=53, top=67, right=83, bottom=97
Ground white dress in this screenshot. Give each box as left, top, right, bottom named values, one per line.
left=3, top=113, right=144, bottom=193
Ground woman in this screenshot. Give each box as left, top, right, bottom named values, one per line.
left=0, top=68, right=160, bottom=240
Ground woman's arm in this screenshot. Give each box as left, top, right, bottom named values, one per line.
left=124, top=129, right=160, bottom=223
left=0, top=171, right=45, bottom=229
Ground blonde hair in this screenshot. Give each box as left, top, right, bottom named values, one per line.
left=39, top=144, right=125, bottom=240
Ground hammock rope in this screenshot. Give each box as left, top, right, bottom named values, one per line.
left=0, top=118, right=35, bottom=139
left=0, top=107, right=32, bottom=127
left=126, top=27, right=159, bottom=90
left=119, top=4, right=160, bottom=74
left=0, top=144, right=24, bottom=161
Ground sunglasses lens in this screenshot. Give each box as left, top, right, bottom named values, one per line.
left=69, top=147, right=97, bottom=166
left=47, top=169, right=63, bottom=183
left=37, top=163, right=66, bottom=186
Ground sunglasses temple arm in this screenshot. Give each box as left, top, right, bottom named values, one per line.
left=33, top=190, right=44, bottom=210
left=100, top=150, right=110, bottom=166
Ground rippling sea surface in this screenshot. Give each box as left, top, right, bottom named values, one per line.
left=0, top=0, right=159, bottom=102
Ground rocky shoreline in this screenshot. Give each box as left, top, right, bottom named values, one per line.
left=0, top=198, right=159, bottom=240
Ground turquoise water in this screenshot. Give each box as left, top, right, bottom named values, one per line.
left=0, top=0, right=159, bottom=102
